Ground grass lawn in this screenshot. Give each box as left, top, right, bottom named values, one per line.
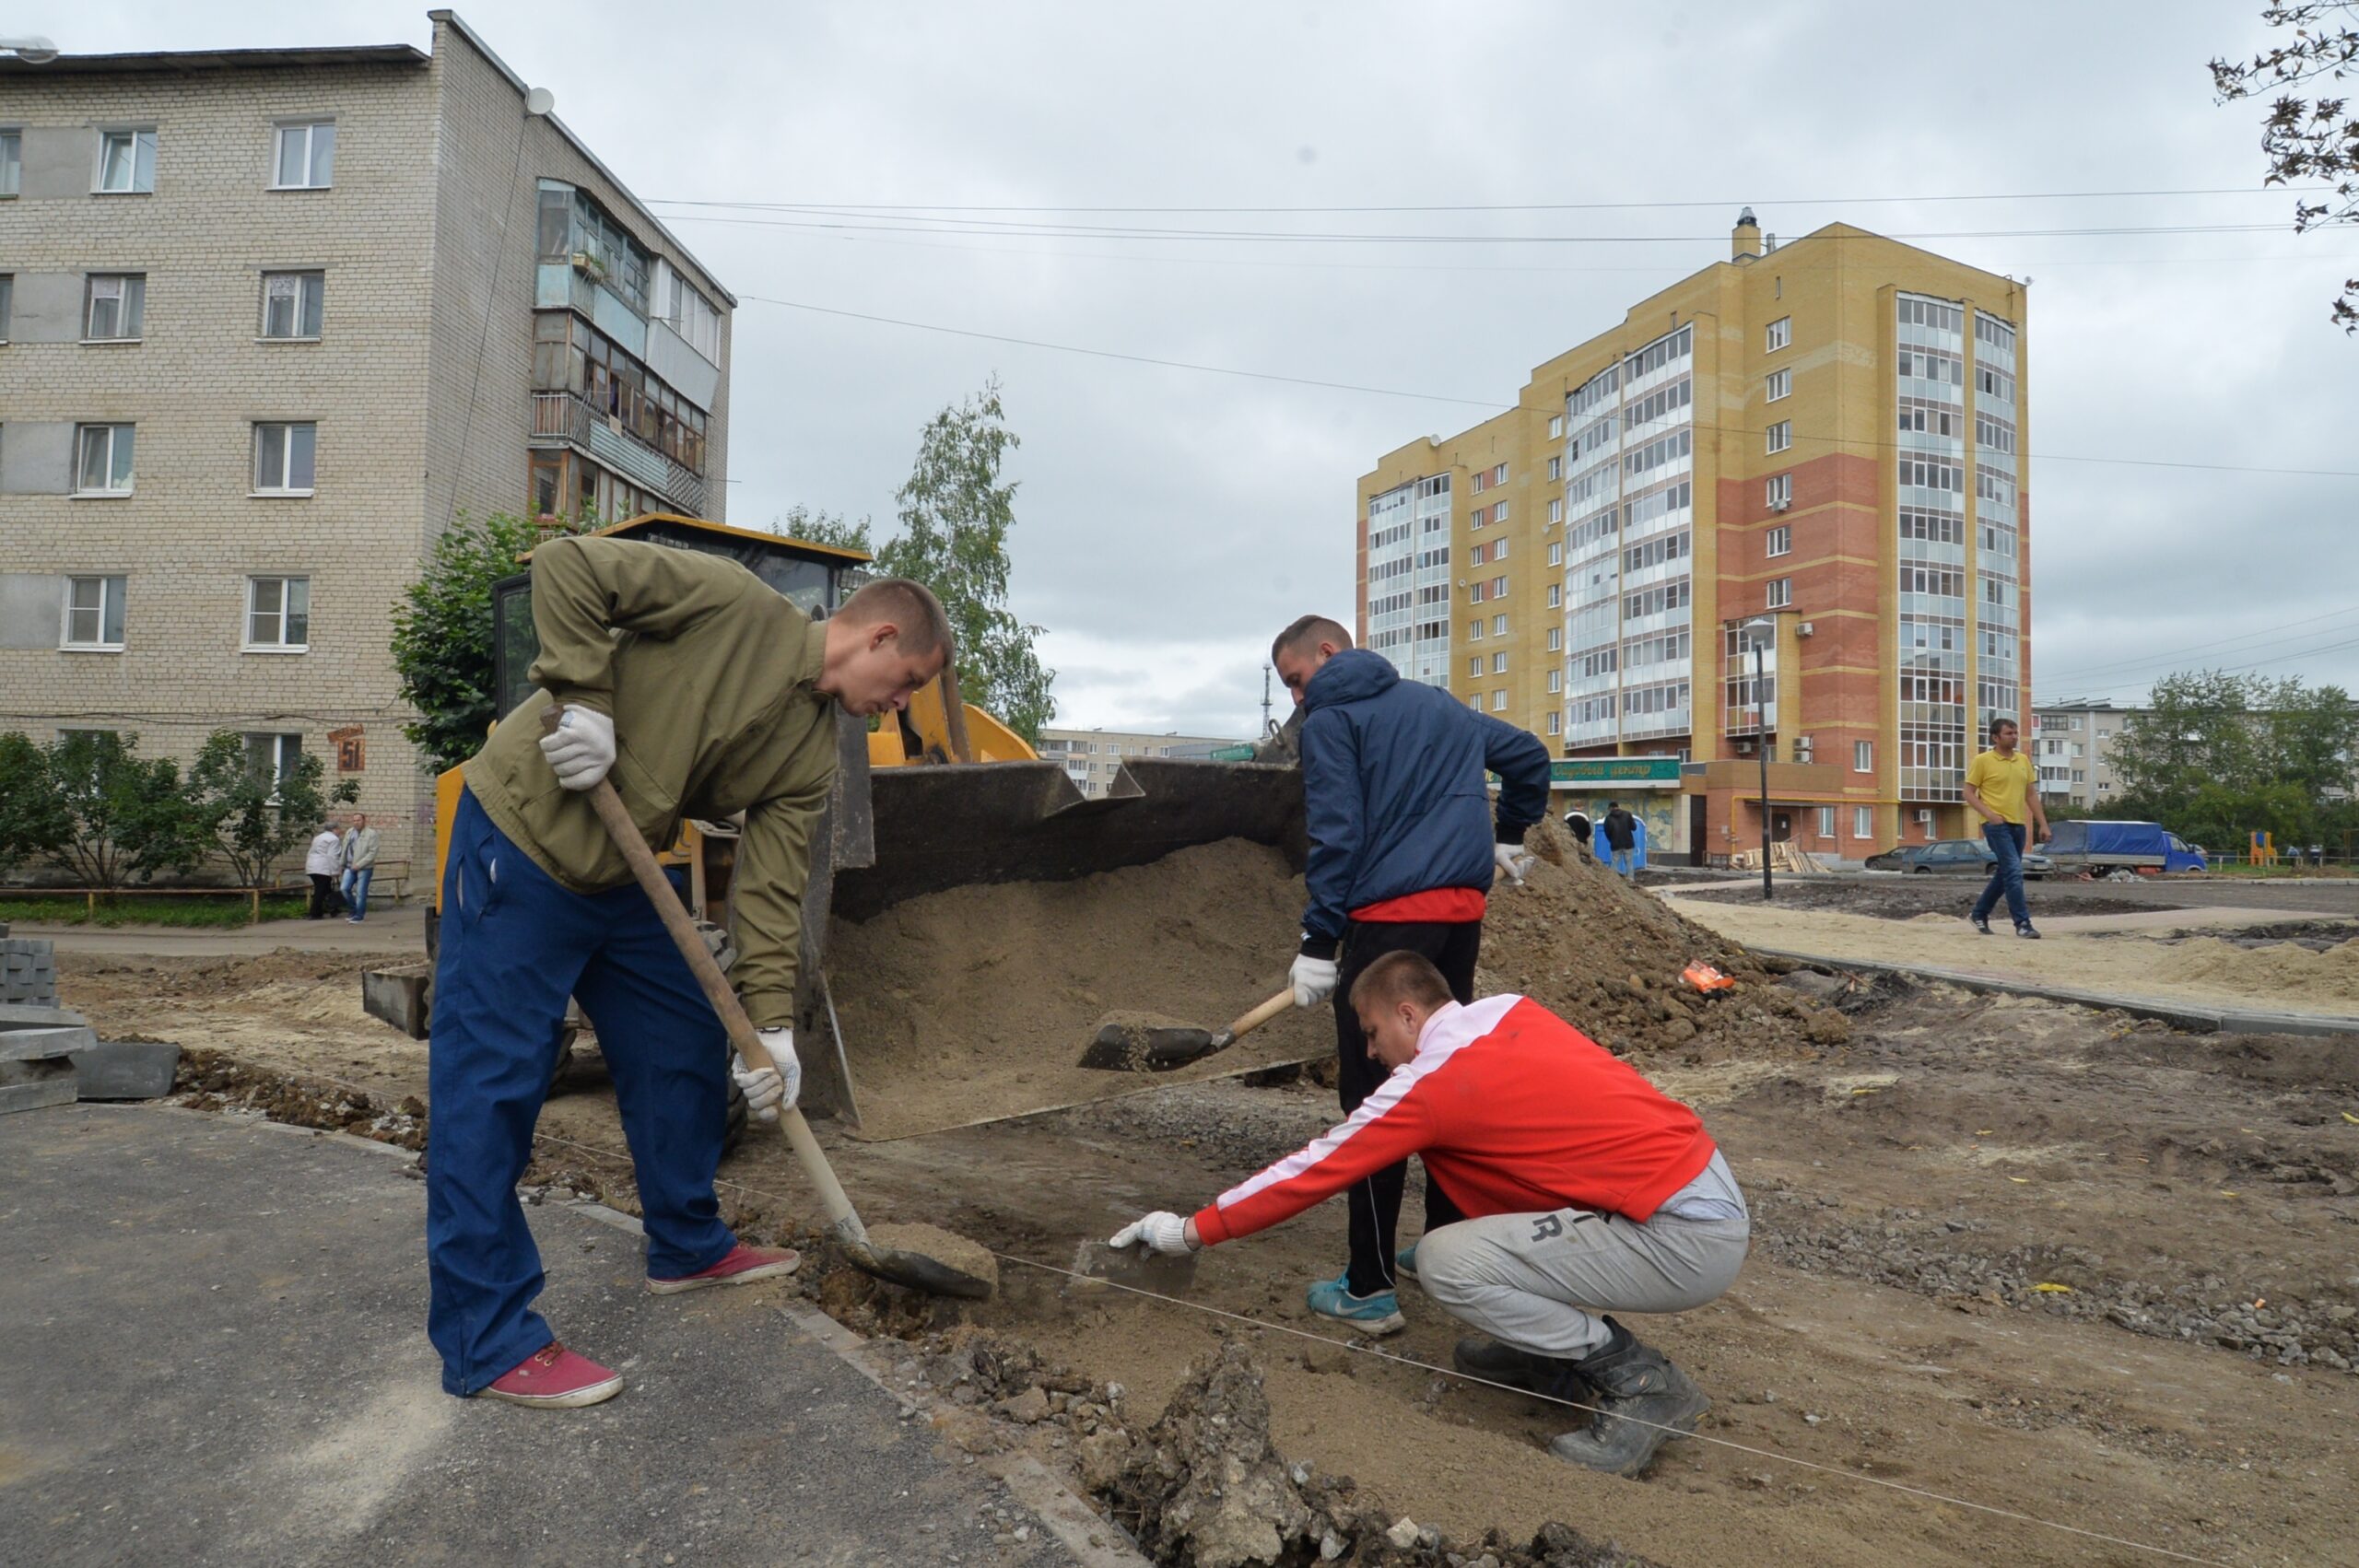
left=0, top=894, right=311, bottom=929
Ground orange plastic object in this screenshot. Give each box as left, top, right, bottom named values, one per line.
left=1680, top=962, right=1735, bottom=994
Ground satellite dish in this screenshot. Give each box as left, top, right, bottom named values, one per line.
left=524, top=87, right=556, bottom=117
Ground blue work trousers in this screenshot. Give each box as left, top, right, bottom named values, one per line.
left=1971, top=822, right=2032, bottom=930
left=426, top=788, right=736, bottom=1396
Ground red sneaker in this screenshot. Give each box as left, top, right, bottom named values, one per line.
left=647, top=1242, right=802, bottom=1295
left=477, top=1342, right=624, bottom=1409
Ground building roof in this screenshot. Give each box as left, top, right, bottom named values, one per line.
left=0, top=44, right=428, bottom=74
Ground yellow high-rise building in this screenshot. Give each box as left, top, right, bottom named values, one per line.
left=1356, top=214, right=2030, bottom=864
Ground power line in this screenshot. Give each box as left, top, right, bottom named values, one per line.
left=736, top=294, right=2359, bottom=480
left=2036, top=605, right=2359, bottom=685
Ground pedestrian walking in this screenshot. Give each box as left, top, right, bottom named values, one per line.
left=1601, top=802, right=1638, bottom=876
left=305, top=821, right=345, bottom=919
left=1267, top=614, right=1552, bottom=1334
left=1966, top=717, right=2047, bottom=938
left=339, top=815, right=381, bottom=923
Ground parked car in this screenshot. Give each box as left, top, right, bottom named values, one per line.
left=2041, top=820, right=2207, bottom=874
left=1880, top=838, right=2053, bottom=878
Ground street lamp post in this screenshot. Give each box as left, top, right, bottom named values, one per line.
left=0, top=37, right=61, bottom=63
left=1743, top=616, right=1777, bottom=901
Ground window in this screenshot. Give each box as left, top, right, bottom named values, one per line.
left=243, top=733, right=304, bottom=797
left=1468, top=581, right=1485, bottom=604
left=1491, top=691, right=1508, bottom=711
left=1546, top=627, right=1563, bottom=651
left=0, top=273, right=11, bottom=340
left=97, top=129, right=158, bottom=193
left=1853, top=806, right=1874, bottom=839
left=1546, top=583, right=1562, bottom=607
left=1493, top=539, right=1508, bottom=560
left=64, top=576, right=126, bottom=649
left=1766, top=316, right=1791, bottom=352
left=1766, top=474, right=1791, bottom=509
left=1468, top=656, right=1485, bottom=678
left=1766, top=368, right=1791, bottom=402
left=1492, top=652, right=1508, bottom=675
left=253, top=423, right=317, bottom=495
left=1546, top=669, right=1562, bottom=693
left=1467, top=696, right=1485, bottom=711
left=656, top=263, right=723, bottom=363
left=246, top=577, right=310, bottom=650
left=1547, top=498, right=1563, bottom=524
left=0, top=130, right=18, bottom=197
left=1492, top=500, right=1508, bottom=524
left=1546, top=542, right=1564, bottom=567
left=1547, top=415, right=1564, bottom=438
left=1470, top=542, right=1485, bottom=567
left=85, top=275, right=145, bottom=340
left=1546, top=711, right=1563, bottom=735
left=1468, top=620, right=1485, bottom=641
left=1492, top=463, right=1508, bottom=485
left=261, top=272, right=324, bottom=339
left=1546, top=456, right=1562, bottom=480
left=1766, top=525, right=1791, bottom=557
left=1766, top=420, right=1791, bottom=454
left=1766, top=578, right=1791, bottom=609
left=1493, top=614, right=1508, bottom=636
left=1816, top=807, right=1836, bottom=839
left=1854, top=740, right=1873, bottom=773
left=272, top=122, right=335, bottom=189
left=1490, top=576, right=1508, bottom=598
left=76, top=425, right=135, bottom=494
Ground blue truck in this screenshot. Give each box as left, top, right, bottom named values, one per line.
left=2042, top=820, right=2208, bottom=875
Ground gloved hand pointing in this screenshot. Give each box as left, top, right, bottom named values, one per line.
left=1289, top=954, right=1339, bottom=1008
left=1109, top=1211, right=1199, bottom=1256
left=1494, top=842, right=1532, bottom=886
left=732, top=1027, right=801, bottom=1123
left=539, top=706, right=616, bottom=791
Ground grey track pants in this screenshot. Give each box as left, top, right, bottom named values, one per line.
left=1417, top=1205, right=1750, bottom=1358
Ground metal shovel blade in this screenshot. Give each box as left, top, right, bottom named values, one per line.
left=1071, top=1238, right=1200, bottom=1295
left=1078, top=1020, right=1226, bottom=1072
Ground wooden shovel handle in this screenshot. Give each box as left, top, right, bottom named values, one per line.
left=1225, top=988, right=1297, bottom=1042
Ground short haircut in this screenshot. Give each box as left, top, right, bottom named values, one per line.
left=1271, top=614, right=1354, bottom=666
left=1349, top=951, right=1454, bottom=1014
left=1989, top=715, right=2018, bottom=738
left=839, top=577, right=954, bottom=660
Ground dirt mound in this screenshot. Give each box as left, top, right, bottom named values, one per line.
left=2172, top=934, right=2359, bottom=1004
left=826, top=839, right=1332, bottom=1140
left=170, top=1047, right=428, bottom=1152
left=1485, top=819, right=1845, bottom=1058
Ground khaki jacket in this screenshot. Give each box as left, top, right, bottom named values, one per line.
left=464, top=535, right=840, bottom=1027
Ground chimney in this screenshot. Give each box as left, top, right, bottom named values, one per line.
left=1731, top=206, right=1762, bottom=263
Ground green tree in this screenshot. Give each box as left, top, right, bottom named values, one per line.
left=0, top=732, right=73, bottom=878
left=37, top=732, right=210, bottom=889
left=772, top=503, right=874, bottom=556
left=2212, top=4, right=2359, bottom=331
left=188, top=732, right=359, bottom=891
left=393, top=511, right=550, bottom=774
left=2109, top=672, right=2359, bottom=852
left=875, top=379, right=1055, bottom=742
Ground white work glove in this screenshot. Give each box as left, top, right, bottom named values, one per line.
left=1290, top=954, right=1340, bottom=1009
left=732, top=1027, right=801, bottom=1124
left=1494, top=842, right=1532, bottom=886
left=539, top=706, right=616, bottom=791
left=1109, top=1211, right=1199, bottom=1256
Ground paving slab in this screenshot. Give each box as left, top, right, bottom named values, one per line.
left=0, top=1104, right=1131, bottom=1568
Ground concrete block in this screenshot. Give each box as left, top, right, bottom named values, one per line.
left=0, top=1002, right=86, bottom=1028
left=0, top=1079, right=78, bottom=1116
left=73, top=1041, right=183, bottom=1101
left=0, top=1025, right=100, bottom=1062
left=361, top=965, right=433, bottom=1040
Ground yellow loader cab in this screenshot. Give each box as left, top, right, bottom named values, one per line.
left=369, top=511, right=1306, bottom=1129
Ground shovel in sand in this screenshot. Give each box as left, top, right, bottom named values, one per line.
left=1077, top=988, right=1296, bottom=1072
left=551, top=707, right=994, bottom=1301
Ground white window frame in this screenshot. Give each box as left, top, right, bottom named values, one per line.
left=1493, top=614, right=1508, bottom=636
left=1546, top=583, right=1562, bottom=608
left=1816, top=806, right=1837, bottom=838
left=1766, top=367, right=1791, bottom=402
left=84, top=274, right=145, bottom=342
left=260, top=271, right=324, bottom=340
left=96, top=128, right=157, bottom=193
left=1493, top=539, right=1508, bottom=560
left=1546, top=456, right=1562, bottom=480
left=1492, top=462, right=1508, bottom=485
left=1766, top=578, right=1791, bottom=609
left=1469, top=620, right=1485, bottom=641
left=1853, top=805, right=1874, bottom=839
left=1492, top=500, right=1508, bottom=524
left=1492, top=651, right=1508, bottom=675
left=1468, top=656, right=1485, bottom=679
left=0, top=129, right=19, bottom=199
left=1467, top=695, right=1485, bottom=710
left=271, top=121, right=336, bottom=191
left=242, top=732, right=304, bottom=803
left=75, top=424, right=135, bottom=496
left=1766, top=420, right=1792, bottom=454
left=1546, top=627, right=1563, bottom=651
left=1766, top=525, right=1791, bottom=557
left=1547, top=415, right=1564, bottom=438
left=1546, top=711, right=1563, bottom=735
left=1766, top=474, right=1792, bottom=509
left=62, top=575, right=127, bottom=651
left=244, top=575, right=311, bottom=652
left=0, top=272, right=13, bottom=342
left=1545, top=669, right=1562, bottom=694
left=1766, top=316, right=1791, bottom=352
left=1490, top=690, right=1508, bottom=712
left=1854, top=740, right=1873, bottom=773
left=252, top=422, right=318, bottom=497
left=1547, top=542, right=1564, bottom=566
left=1547, top=498, right=1563, bottom=524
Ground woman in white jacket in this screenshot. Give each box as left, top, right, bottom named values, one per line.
left=304, top=823, right=345, bottom=919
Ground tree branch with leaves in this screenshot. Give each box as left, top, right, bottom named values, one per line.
left=2213, top=3, right=2359, bottom=332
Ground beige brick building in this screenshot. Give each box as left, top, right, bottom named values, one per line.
left=0, top=11, right=733, bottom=880
left=1038, top=727, right=1250, bottom=799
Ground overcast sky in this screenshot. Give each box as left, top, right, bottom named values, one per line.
left=41, top=3, right=2359, bottom=738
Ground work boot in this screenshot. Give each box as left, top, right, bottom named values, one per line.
left=477, top=1342, right=624, bottom=1409
left=648, top=1242, right=802, bottom=1295
left=1452, top=1336, right=1594, bottom=1401
left=2016, top=923, right=2043, bottom=940
left=1969, top=915, right=1993, bottom=935
left=1544, top=1317, right=1709, bottom=1477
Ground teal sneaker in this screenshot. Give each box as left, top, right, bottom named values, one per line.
left=1306, top=1270, right=1406, bottom=1335
left=1395, top=1244, right=1420, bottom=1285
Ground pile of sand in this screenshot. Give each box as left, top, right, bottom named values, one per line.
left=2171, top=934, right=2359, bottom=1006
left=1482, top=817, right=1843, bottom=1058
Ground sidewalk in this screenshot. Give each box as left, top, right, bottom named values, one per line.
left=0, top=1104, right=1124, bottom=1567
left=13, top=901, right=424, bottom=957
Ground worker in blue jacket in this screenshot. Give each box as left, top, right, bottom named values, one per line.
left=1269, top=614, right=1554, bottom=1333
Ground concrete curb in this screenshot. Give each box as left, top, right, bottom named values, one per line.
left=1756, top=947, right=2359, bottom=1036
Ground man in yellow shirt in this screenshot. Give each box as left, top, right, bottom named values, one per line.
left=1963, top=716, right=2048, bottom=938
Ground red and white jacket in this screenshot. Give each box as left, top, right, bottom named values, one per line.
left=1191, top=995, right=1718, bottom=1246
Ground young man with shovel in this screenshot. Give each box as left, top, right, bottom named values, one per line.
left=1267, top=614, right=1552, bottom=1334
left=1110, top=952, right=1749, bottom=1477
left=428, top=534, right=949, bottom=1409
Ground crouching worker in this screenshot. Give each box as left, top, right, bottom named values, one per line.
left=1109, top=953, right=1748, bottom=1475
left=428, top=533, right=951, bottom=1409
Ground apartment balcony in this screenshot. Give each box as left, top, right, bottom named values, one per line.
left=530, top=391, right=707, bottom=517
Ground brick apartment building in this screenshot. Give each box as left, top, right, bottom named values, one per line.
left=0, top=11, right=732, bottom=877
left=1038, top=727, right=1251, bottom=799
left=1356, top=213, right=2031, bottom=862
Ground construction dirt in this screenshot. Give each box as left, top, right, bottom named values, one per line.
left=50, top=858, right=2359, bottom=1566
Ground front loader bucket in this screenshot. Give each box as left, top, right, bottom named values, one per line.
left=790, top=716, right=1312, bottom=1136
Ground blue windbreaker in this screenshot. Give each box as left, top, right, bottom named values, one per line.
left=1295, top=649, right=1553, bottom=957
